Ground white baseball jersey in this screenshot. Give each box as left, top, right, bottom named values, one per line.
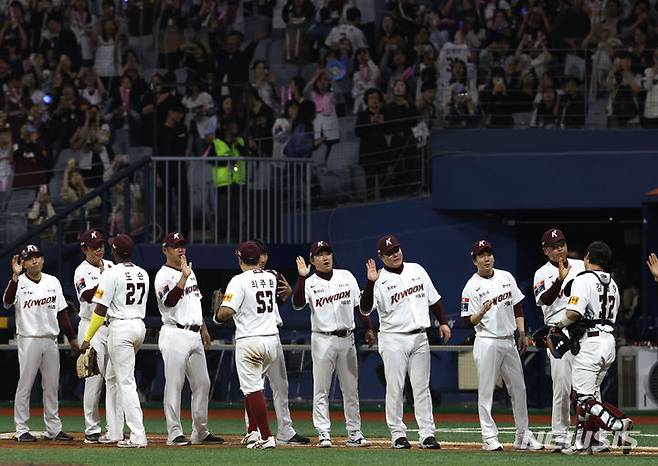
left=367, top=263, right=441, bottom=333
left=6, top=273, right=67, bottom=337
left=533, top=259, right=585, bottom=325
left=293, top=269, right=360, bottom=332
left=154, top=265, right=203, bottom=326
left=565, top=271, right=619, bottom=333
left=264, top=269, right=284, bottom=327
left=461, top=269, right=524, bottom=338
left=92, top=262, right=150, bottom=319
left=221, top=269, right=280, bottom=339
left=74, top=259, right=114, bottom=319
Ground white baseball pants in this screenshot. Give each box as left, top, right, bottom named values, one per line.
left=108, top=319, right=147, bottom=445
left=263, top=338, right=296, bottom=440
left=77, top=318, right=122, bottom=437
left=473, top=336, right=529, bottom=442
left=311, top=332, right=362, bottom=434
left=14, top=335, right=62, bottom=437
left=571, top=333, right=615, bottom=397
left=548, top=349, right=573, bottom=442
left=378, top=332, right=435, bottom=442
left=158, top=325, right=211, bottom=443
left=235, top=335, right=279, bottom=395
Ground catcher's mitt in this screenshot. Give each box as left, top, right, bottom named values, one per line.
left=76, top=347, right=100, bottom=379
left=531, top=326, right=550, bottom=348
left=545, top=327, right=571, bottom=359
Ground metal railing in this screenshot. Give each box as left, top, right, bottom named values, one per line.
left=151, top=156, right=312, bottom=244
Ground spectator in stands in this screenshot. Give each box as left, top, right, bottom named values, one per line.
left=48, top=82, right=82, bottom=153
left=416, top=80, right=440, bottom=130
left=125, top=0, right=158, bottom=69
left=182, top=75, right=215, bottom=157
left=68, top=0, right=95, bottom=67
left=181, top=41, right=216, bottom=83
left=383, top=79, right=420, bottom=194
left=552, top=0, right=591, bottom=56
left=285, top=100, right=323, bottom=158
left=444, top=83, right=480, bottom=129
left=382, top=49, right=415, bottom=101
left=606, top=52, right=642, bottom=127
left=109, top=175, right=144, bottom=236
left=0, top=1, right=30, bottom=57
left=92, top=17, right=123, bottom=92
left=534, top=87, right=561, bottom=128
left=355, top=88, right=389, bottom=198
left=20, top=70, right=44, bottom=108
left=393, top=0, right=421, bottom=41
left=480, top=67, right=515, bottom=128
left=39, top=13, right=81, bottom=71
left=121, top=49, right=143, bottom=77
left=106, top=73, right=142, bottom=155
left=78, top=68, right=107, bottom=107
left=642, top=50, right=658, bottom=128
left=9, top=123, right=50, bottom=215
left=60, top=159, right=101, bottom=237
left=443, top=59, right=478, bottom=117
left=245, top=88, right=274, bottom=158
left=282, top=0, right=315, bottom=64
left=619, top=0, right=655, bottom=40
left=560, top=75, right=587, bottom=128
left=27, top=185, right=56, bottom=243
left=516, top=4, right=552, bottom=42
left=478, top=33, right=513, bottom=86
left=511, top=73, right=539, bottom=115
left=376, top=14, right=405, bottom=63
left=272, top=99, right=299, bottom=159
left=158, top=0, right=185, bottom=70
left=216, top=94, right=241, bottom=134
left=583, top=21, right=623, bottom=98
left=70, top=104, right=111, bottom=188
left=306, top=68, right=339, bottom=159
left=139, top=72, right=164, bottom=148
left=598, top=0, right=621, bottom=38
left=251, top=60, right=277, bottom=111
left=513, top=33, right=552, bottom=81
left=628, top=26, right=652, bottom=75
left=288, top=75, right=306, bottom=103
left=453, top=11, right=485, bottom=50
left=325, top=7, right=367, bottom=51
left=0, top=125, right=13, bottom=200
left=352, top=47, right=380, bottom=114
left=213, top=30, right=266, bottom=106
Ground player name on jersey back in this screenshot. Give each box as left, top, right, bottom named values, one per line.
left=295, top=269, right=360, bottom=333
left=74, top=259, right=114, bottom=319
left=155, top=265, right=203, bottom=326
left=11, top=273, right=67, bottom=337
left=222, top=269, right=280, bottom=339
left=93, top=262, right=150, bottom=320
left=461, top=269, right=524, bottom=338
left=372, top=262, right=440, bottom=333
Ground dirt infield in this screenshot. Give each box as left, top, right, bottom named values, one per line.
left=1, top=434, right=657, bottom=456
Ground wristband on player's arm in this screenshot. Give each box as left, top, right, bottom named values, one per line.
left=359, top=280, right=375, bottom=314
left=292, top=275, right=306, bottom=308
left=540, top=278, right=563, bottom=306
left=429, top=300, right=448, bottom=326
left=57, top=309, right=76, bottom=341
left=84, top=312, right=106, bottom=342
left=3, top=278, right=18, bottom=307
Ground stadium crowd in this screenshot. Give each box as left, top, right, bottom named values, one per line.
left=1, top=0, right=658, bottom=242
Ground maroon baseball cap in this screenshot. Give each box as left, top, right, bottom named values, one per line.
left=310, top=240, right=333, bottom=256
left=471, top=240, right=494, bottom=258
left=79, top=229, right=104, bottom=249
left=236, top=241, right=261, bottom=264
left=377, top=235, right=401, bottom=255
left=541, top=228, right=566, bottom=248
left=162, top=232, right=187, bottom=248
left=19, top=244, right=42, bottom=261
left=109, top=234, right=134, bottom=257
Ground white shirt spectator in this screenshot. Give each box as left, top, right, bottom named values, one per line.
left=325, top=24, right=368, bottom=50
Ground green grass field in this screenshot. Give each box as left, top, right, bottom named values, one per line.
left=1, top=411, right=656, bottom=464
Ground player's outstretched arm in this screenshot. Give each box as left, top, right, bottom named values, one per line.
left=3, top=255, right=23, bottom=308
left=647, top=253, right=658, bottom=282
left=359, top=259, right=379, bottom=315
left=214, top=305, right=235, bottom=323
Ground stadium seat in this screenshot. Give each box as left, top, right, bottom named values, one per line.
left=268, top=39, right=285, bottom=65
left=338, top=116, right=357, bottom=141
left=244, top=15, right=272, bottom=42
left=253, top=38, right=271, bottom=62
left=269, top=64, right=300, bottom=87
left=143, top=68, right=168, bottom=83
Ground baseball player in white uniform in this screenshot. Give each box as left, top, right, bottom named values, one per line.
left=461, top=240, right=543, bottom=452
left=359, top=235, right=450, bottom=449
left=250, top=240, right=309, bottom=446
left=214, top=241, right=283, bottom=450
left=3, top=245, right=77, bottom=442
left=293, top=240, right=374, bottom=448
left=532, top=228, right=584, bottom=449
left=558, top=241, right=632, bottom=454
left=74, top=229, right=124, bottom=444
left=155, top=232, right=224, bottom=446
left=81, top=234, right=150, bottom=448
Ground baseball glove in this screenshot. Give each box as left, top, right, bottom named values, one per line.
left=76, top=347, right=100, bottom=379
left=546, top=327, right=572, bottom=359
left=531, top=326, right=550, bottom=348
left=211, top=289, right=224, bottom=315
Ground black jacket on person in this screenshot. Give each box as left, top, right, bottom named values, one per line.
left=355, top=108, right=389, bottom=163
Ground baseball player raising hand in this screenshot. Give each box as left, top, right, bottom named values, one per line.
left=155, top=232, right=223, bottom=446
left=293, top=240, right=373, bottom=448
left=359, top=235, right=449, bottom=450
left=461, top=240, right=542, bottom=452
left=3, top=246, right=77, bottom=442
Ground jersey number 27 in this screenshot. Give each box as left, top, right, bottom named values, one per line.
left=126, top=282, right=146, bottom=305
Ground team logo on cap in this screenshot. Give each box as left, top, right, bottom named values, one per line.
left=173, top=233, right=180, bottom=240
left=91, top=231, right=97, bottom=239
left=478, top=240, right=486, bottom=247
left=26, top=245, right=38, bottom=252
left=551, top=230, right=558, bottom=238
left=317, top=241, right=325, bottom=247
left=385, top=238, right=392, bottom=246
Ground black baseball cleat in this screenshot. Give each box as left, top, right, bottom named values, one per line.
left=84, top=433, right=101, bottom=444
left=194, top=433, right=224, bottom=445
left=420, top=436, right=441, bottom=449
left=16, top=432, right=36, bottom=442
left=276, top=433, right=311, bottom=446
left=392, top=437, right=412, bottom=449
left=167, top=435, right=190, bottom=446
left=52, top=431, right=73, bottom=441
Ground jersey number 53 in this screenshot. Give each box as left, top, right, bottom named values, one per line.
left=256, top=290, right=274, bottom=314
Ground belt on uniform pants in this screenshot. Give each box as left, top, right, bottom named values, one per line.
left=315, top=329, right=352, bottom=337
left=176, top=323, right=201, bottom=332
left=405, top=328, right=426, bottom=335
